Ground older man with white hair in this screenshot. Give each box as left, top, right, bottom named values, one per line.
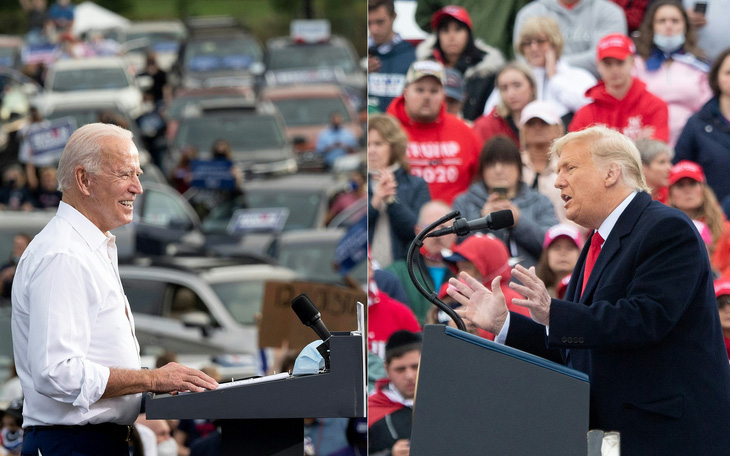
left=12, top=123, right=218, bottom=456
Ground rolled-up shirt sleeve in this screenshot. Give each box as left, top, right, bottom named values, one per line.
left=26, top=252, right=110, bottom=412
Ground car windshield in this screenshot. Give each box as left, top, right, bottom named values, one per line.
left=46, top=107, right=128, bottom=127
left=175, top=115, right=285, bottom=152
left=210, top=280, right=265, bottom=325
left=267, top=43, right=355, bottom=72
left=185, top=38, right=262, bottom=72
left=126, top=32, right=183, bottom=52
left=50, top=67, right=130, bottom=92
left=271, top=96, right=350, bottom=127
left=202, top=189, right=322, bottom=234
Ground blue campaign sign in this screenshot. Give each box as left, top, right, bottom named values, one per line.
left=26, top=117, right=76, bottom=165
left=335, top=214, right=367, bottom=276
left=190, top=160, right=236, bottom=190
left=227, top=208, right=289, bottom=235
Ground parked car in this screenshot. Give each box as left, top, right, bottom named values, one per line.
left=264, top=28, right=365, bottom=104
left=171, top=25, right=263, bottom=91
left=201, top=173, right=361, bottom=257
left=121, top=20, right=187, bottom=72
left=166, top=98, right=297, bottom=178
left=261, top=83, right=361, bottom=170
left=275, top=228, right=367, bottom=286
left=119, top=257, right=301, bottom=376
left=39, top=57, right=144, bottom=118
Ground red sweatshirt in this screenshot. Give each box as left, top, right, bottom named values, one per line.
left=569, top=78, right=669, bottom=142
left=387, top=96, right=481, bottom=205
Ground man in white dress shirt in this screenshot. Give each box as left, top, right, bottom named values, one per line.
left=11, top=123, right=218, bottom=456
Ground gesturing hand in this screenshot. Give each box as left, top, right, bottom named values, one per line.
left=446, top=272, right=509, bottom=335
left=509, top=265, right=552, bottom=327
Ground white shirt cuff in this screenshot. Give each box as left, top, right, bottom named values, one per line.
left=494, top=312, right=511, bottom=345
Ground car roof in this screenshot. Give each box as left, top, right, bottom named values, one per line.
left=266, top=34, right=352, bottom=49
left=119, top=258, right=299, bottom=282
left=125, top=20, right=186, bottom=34
left=261, top=83, right=346, bottom=99
left=278, top=227, right=346, bottom=245
left=49, top=57, right=129, bottom=70
left=244, top=173, right=343, bottom=192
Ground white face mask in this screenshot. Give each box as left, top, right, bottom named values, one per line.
left=653, top=33, right=685, bottom=53
left=157, top=438, right=178, bottom=456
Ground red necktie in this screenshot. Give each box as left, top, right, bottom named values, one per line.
left=582, top=232, right=604, bottom=293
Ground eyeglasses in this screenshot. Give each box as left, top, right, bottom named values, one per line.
left=520, top=38, right=549, bottom=47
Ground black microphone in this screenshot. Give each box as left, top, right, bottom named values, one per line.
left=291, top=293, right=331, bottom=345
left=428, top=210, right=514, bottom=237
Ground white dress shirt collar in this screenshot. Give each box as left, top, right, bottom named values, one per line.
left=57, top=201, right=115, bottom=251
left=596, top=191, right=638, bottom=242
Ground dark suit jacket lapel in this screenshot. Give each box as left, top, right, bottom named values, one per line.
left=580, top=192, right=652, bottom=301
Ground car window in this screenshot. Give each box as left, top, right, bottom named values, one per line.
left=278, top=242, right=339, bottom=283
left=185, top=38, right=262, bottom=72
left=245, top=191, right=321, bottom=231
left=271, top=97, right=350, bottom=127
left=122, top=278, right=165, bottom=316
left=51, top=67, right=130, bottom=92
left=139, top=188, right=193, bottom=229
left=168, top=285, right=216, bottom=326
left=210, top=281, right=265, bottom=325
left=175, top=115, right=285, bottom=152
left=267, top=44, right=355, bottom=72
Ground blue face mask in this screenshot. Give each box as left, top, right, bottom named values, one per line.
left=653, top=33, right=685, bottom=53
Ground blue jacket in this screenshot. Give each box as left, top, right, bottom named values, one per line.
left=368, top=168, right=431, bottom=263
left=507, top=192, right=730, bottom=455
left=451, top=181, right=559, bottom=268
left=674, top=97, right=730, bottom=202
left=367, top=38, right=416, bottom=112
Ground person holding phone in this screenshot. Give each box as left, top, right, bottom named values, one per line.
left=452, top=135, right=559, bottom=268
left=682, top=0, right=728, bottom=61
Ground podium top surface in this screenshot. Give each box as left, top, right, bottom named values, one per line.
left=444, top=326, right=589, bottom=382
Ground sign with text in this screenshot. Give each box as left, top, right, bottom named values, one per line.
left=259, top=281, right=366, bottom=351
left=335, top=215, right=367, bottom=276
left=26, top=117, right=76, bottom=166
left=226, top=208, right=289, bottom=235
left=190, top=159, right=235, bottom=189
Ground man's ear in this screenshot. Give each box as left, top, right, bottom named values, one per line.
left=75, top=166, right=92, bottom=196
left=604, top=162, right=621, bottom=187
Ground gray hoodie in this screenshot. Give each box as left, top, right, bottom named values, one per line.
left=452, top=181, right=559, bottom=268
left=513, top=0, right=627, bottom=77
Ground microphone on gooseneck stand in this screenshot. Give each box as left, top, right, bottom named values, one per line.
left=291, top=293, right=331, bottom=369
left=427, top=210, right=515, bottom=237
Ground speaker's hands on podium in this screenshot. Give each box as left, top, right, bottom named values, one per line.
left=508, top=265, right=551, bottom=327
left=151, top=362, right=220, bottom=395
left=447, top=272, right=509, bottom=335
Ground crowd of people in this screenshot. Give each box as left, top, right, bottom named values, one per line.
left=367, top=0, right=730, bottom=454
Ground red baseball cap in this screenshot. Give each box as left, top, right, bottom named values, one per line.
left=431, top=5, right=473, bottom=31
left=596, top=33, right=635, bottom=61
left=669, top=160, right=706, bottom=186
left=543, top=224, right=583, bottom=250
left=714, top=278, right=730, bottom=298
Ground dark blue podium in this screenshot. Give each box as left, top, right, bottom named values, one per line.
left=410, top=325, right=590, bottom=455
left=146, top=333, right=365, bottom=456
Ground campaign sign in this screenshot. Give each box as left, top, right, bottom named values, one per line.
left=190, top=159, right=235, bottom=189
left=226, top=208, right=289, bottom=235
left=335, top=214, right=367, bottom=276
left=26, top=117, right=76, bottom=165
left=21, top=43, right=58, bottom=65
